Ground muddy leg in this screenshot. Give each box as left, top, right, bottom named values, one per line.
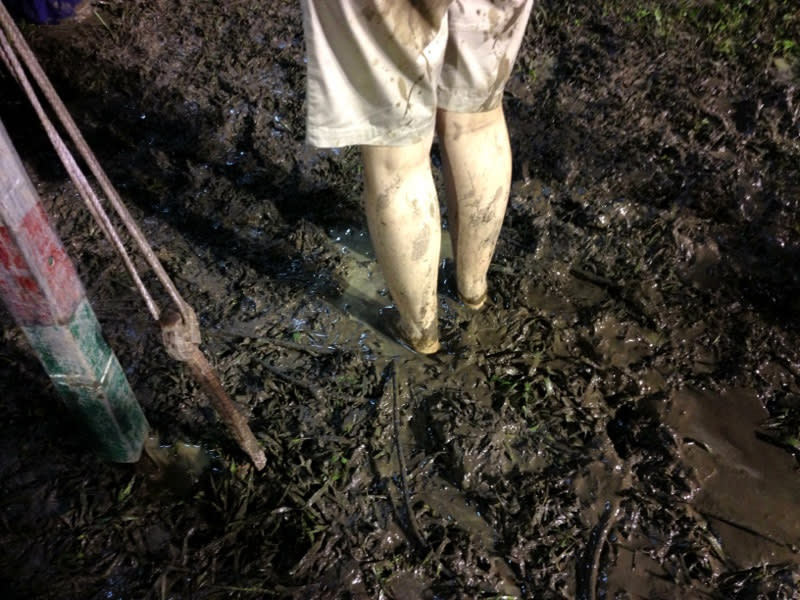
left=361, top=136, right=441, bottom=354
left=436, top=106, right=512, bottom=309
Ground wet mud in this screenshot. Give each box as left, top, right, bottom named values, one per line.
left=1, top=1, right=799, bottom=598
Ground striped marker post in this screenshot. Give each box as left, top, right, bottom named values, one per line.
left=0, top=119, right=148, bottom=462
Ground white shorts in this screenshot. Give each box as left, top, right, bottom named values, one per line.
left=300, top=0, right=534, bottom=148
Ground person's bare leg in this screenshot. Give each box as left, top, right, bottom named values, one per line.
left=436, top=105, right=512, bottom=309
left=361, top=136, right=441, bottom=354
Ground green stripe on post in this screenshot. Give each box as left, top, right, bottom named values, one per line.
left=22, top=300, right=149, bottom=462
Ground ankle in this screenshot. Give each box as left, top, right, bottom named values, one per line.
left=399, top=317, right=440, bottom=354
left=458, top=289, right=488, bottom=311
left=457, top=279, right=488, bottom=311
left=380, top=307, right=441, bottom=354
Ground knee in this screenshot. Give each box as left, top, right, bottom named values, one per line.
left=436, top=106, right=505, bottom=139
left=361, top=140, right=432, bottom=185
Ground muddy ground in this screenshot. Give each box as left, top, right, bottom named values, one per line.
left=1, top=0, right=800, bottom=598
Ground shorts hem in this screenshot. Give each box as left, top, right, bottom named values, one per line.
left=437, top=89, right=504, bottom=113
left=305, top=121, right=435, bottom=148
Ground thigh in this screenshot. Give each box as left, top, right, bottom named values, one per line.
left=301, top=1, right=451, bottom=148
left=438, top=0, right=534, bottom=112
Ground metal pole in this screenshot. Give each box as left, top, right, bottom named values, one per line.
left=0, top=118, right=148, bottom=462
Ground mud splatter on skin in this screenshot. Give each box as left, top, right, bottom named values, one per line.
left=371, top=173, right=404, bottom=225
left=411, top=222, right=431, bottom=261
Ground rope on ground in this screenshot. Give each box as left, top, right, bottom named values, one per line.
left=390, top=359, right=428, bottom=551
left=0, top=4, right=266, bottom=471
left=577, top=459, right=631, bottom=600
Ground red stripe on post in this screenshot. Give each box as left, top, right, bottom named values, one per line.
left=0, top=203, right=84, bottom=325
left=0, top=223, right=43, bottom=322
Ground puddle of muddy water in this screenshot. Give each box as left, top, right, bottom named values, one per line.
left=326, top=226, right=389, bottom=325
left=325, top=225, right=455, bottom=360
left=327, top=225, right=454, bottom=314
left=601, top=386, right=800, bottom=596
left=586, top=386, right=800, bottom=598
left=664, top=387, right=800, bottom=566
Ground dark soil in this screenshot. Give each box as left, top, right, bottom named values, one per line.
left=1, top=1, right=799, bottom=598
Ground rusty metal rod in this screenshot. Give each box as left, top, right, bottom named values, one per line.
left=186, top=346, right=267, bottom=471
left=160, top=309, right=266, bottom=470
